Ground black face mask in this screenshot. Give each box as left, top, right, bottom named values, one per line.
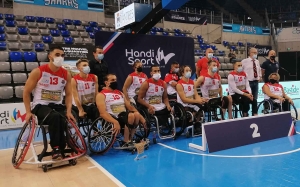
left=109, top=81, right=118, bottom=90
left=270, top=56, right=276, bottom=60
left=269, top=79, right=277, bottom=84
left=137, top=67, right=143, bottom=72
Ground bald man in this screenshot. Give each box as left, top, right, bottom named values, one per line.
left=196, top=48, right=220, bottom=77
left=241, top=48, right=262, bottom=100
left=261, top=50, right=280, bottom=83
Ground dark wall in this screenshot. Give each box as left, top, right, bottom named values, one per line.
left=278, top=52, right=299, bottom=81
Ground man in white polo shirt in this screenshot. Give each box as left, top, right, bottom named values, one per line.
left=241, top=48, right=262, bottom=99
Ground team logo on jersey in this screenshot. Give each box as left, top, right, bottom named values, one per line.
left=61, top=80, right=65, bottom=84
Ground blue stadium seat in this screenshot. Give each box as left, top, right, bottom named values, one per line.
left=5, top=14, right=15, bottom=21
left=34, top=43, right=45, bottom=52
left=73, top=20, right=81, bottom=26
left=0, top=13, right=3, bottom=20
left=0, top=26, right=4, bottom=34
left=45, top=17, right=55, bottom=23
left=50, top=29, right=60, bottom=36
left=223, top=41, right=229, bottom=47
left=150, top=31, right=156, bottom=35
left=9, top=51, right=23, bottom=62
left=181, top=33, right=186, bottom=37
left=247, top=42, right=252, bottom=47
left=0, top=42, right=6, bottom=50
left=218, top=50, right=225, bottom=56
left=6, top=20, right=16, bottom=27
left=157, top=27, right=163, bottom=32
left=151, top=27, right=156, bottom=32
left=195, top=49, right=200, bottom=55
left=162, top=32, right=169, bottom=36
left=198, top=39, right=204, bottom=44
left=63, top=19, right=73, bottom=25
left=89, top=21, right=98, bottom=27
left=36, top=16, right=45, bottom=23
left=197, top=35, right=202, bottom=39
left=237, top=41, right=244, bottom=47
left=0, top=34, right=5, bottom=41
left=18, top=27, right=29, bottom=35
left=211, top=45, right=217, bottom=50
left=174, top=33, right=180, bottom=37
left=42, top=36, right=53, bottom=43
left=64, top=37, right=74, bottom=44
left=93, top=27, right=101, bottom=32
left=57, top=24, right=67, bottom=30
left=24, top=51, right=37, bottom=62
left=231, top=46, right=237, bottom=50
left=25, top=16, right=35, bottom=22
left=85, top=26, right=93, bottom=32
left=61, top=30, right=70, bottom=37
left=88, top=32, right=95, bottom=39
left=200, top=44, right=206, bottom=50
left=174, top=29, right=181, bottom=33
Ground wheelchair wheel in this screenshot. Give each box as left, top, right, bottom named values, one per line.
left=87, top=117, right=116, bottom=154
left=12, top=118, right=36, bottom=169
left=257, top=100, right=273, bottom=115
left=290, top=104, right=298, bottom=122
left=66, top=120, right=87, bottom=155
left=137, top=107, right=151, bottom=138
left=232, top=104, right=242, bottom=118
left=207, top=106, right=224, bottom=122
left=172, top=103, right=186, bottom=136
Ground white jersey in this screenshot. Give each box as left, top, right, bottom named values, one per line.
left=177, top=79, right=195, bottom=106
left=228, top=71, right=251, bottom=95
left=73, top=74, right=96, bottom=106
left=127, top=72, right=147, bottom=98
left=263, top=83, right=283, bottom=103
left=32, top=64, right=67, bottom=109
left=144, top=78, right=166, bottom=111
left=101, top=89, right=126, bottom=116
left=200, top=72, right=220, bottom=99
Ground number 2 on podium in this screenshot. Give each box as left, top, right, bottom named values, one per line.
left=250, top=123, right=261, bottom=138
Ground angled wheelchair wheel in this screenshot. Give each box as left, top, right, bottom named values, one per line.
left=87, top=117, right=116, bottom=154
left=12, top=118, right=36, bottom=169
left=257, top=100, right=273, bottom=115
left=172, top=103, right=186, bottom=136
left=137, top=107, right=151, bottom=138
left=290, top=104, right=298, bottom=122
left=66, top=120, right=87, bottom=155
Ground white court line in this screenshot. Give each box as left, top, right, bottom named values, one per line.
left=86, top=156, right=126, bottom=187
left=158, top=133, right=300, bottom=158
left=87, top=166, right=97, bottom=169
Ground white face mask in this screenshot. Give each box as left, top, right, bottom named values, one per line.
left=152, top=73, right=161, bottom=80
left=252, top=54, right=257, bottom=59
left=82, top=66, right=90, bottom=74
left=174, top=68, right=179, bottom=73
left=53, top=57, right=64, bottom=67
left=184, top=72, right=191, bottom=79
left=207, top=53, right=214, bottom=58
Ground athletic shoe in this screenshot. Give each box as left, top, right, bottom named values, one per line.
left=52, top=148, right=62, bottom=160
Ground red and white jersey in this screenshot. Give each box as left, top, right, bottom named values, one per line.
left=127, top=72, right=147, bottom=98
left=73, top=74, right=96, bottom=106
left=144, top=78, right=166, bottom=111
left=164, top=72, right=179, bottom=95
left=101, top=89, right=126, bottom=116
left=264, top=83, right=283, bottom=103
left=200, top=73, right=220, bottom=99
left=32, top=64, right=67, bottom=109
left=228, top=71, right=250, bottom=95
left=177, top=79, right=195, bottom=107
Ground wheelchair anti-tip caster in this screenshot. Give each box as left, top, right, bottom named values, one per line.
left=185, top=131, right=191, bottom=138
left=42, top=165, right=48, bottom=172
left=69, top=159, right=77, bottom=166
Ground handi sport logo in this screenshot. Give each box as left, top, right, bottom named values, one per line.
left=11, top=108, right=26, bottom=123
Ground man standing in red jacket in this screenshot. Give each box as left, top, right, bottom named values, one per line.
left=196, top=48, right=220, bottom=77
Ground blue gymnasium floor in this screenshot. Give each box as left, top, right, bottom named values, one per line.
left=1, top=122, right=300, bottom=187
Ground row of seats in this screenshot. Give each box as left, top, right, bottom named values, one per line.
left=194, top=56, right=239, bottom=64
left=0, top=14, right=115, bottom=28
left=0, top=51, right=47, bottom=62
left=150, top=27, right=192, bottom=34
left=0, top=73, right=27, bottom=85
left=194, top=50, right=226, bottom=57
left=194, top=44, right=218, bottom=50
left=0, top=85, right=24, bottom=102
left=0, top=62, right=46, bottom=72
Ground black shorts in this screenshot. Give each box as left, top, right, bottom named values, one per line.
left=117, top=111, right=129, bottom=128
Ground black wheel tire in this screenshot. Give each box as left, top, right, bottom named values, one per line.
left=153, top=138, right=157, bottom=144
left=42, top=165, right=48, bottom=172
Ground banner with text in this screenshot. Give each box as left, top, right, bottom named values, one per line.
left=95, top=31, right=195, bottom=90
left=277, top=27, right=300, bottom=42
left=13, top=0, right=103, bottom=12
left=223, top=23, right=270, bottom=35
left=0, top=103, right=26, bottom=130
left=246, top=45, right=272, bottom=57
left=164, top=11, right=207, bottom=25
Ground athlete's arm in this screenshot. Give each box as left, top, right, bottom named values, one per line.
left=71, top=78, right=83, bottom=112
left=194, top=76, right=204, bottom=88
left=65, top=72, right=73, bottom=115
left=162, top=82, right=171, bottom=110
left=137, top=81, right=151, bottom=108
left=23, top=68, right=40, bottom=114
left=123, top=93, right=137, bottom=112
left=176, top=83, right=198, bottom=104
left=122, top=75, right=133, bottom=101
left=218, top=75, right=223, bottom=97
left=94, top=75, right=98, bottom=100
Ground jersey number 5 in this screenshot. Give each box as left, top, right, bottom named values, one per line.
left=50, top=77, right=58, bottom=85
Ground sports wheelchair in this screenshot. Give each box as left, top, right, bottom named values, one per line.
left=257, top=99, right=298, bottom=122
left=12, top=112, right=87, bottom=172
left=87, top=113, right=149, bottom=154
